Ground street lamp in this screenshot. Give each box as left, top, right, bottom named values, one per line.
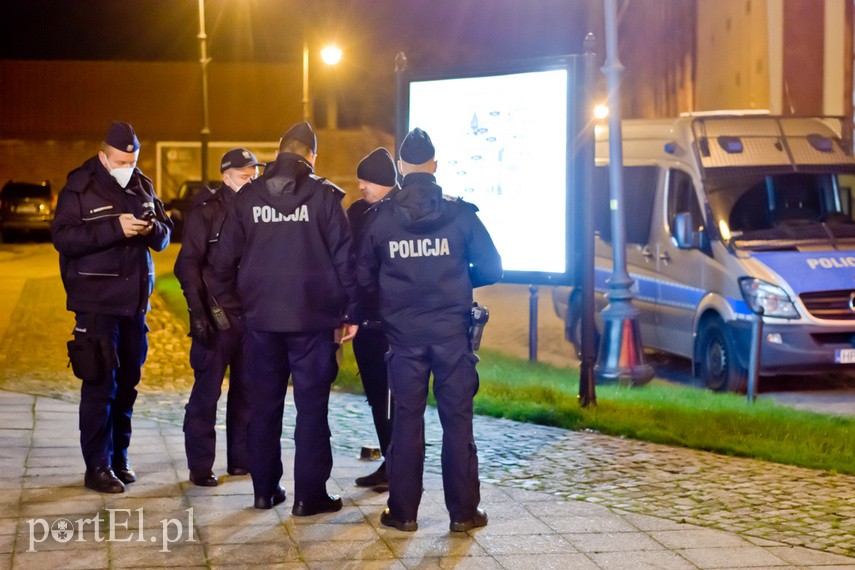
left=594, top=0, right=654, bottom=386
left=197, top=0, right=211, bottom=188
left=302, top=43, right=343, bottom=128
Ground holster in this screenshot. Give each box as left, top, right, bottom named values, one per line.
left=67, top=334, right=118, bottom=384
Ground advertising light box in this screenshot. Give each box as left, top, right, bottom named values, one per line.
left=404, top=57, right=581, bottom=285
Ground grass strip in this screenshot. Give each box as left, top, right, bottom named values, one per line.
left=156, top=275, right=855, bottom=475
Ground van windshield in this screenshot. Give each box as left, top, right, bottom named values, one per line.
left=705, top=172, right=855, bottom=249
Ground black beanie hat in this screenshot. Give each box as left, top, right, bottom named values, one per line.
left=282, top=121, right=317, bottom=153
left=104, top=121, right=140, bottom=153
left=357, top=148, right=397, bottom=186
left=399, top=128, right=435, bottom=164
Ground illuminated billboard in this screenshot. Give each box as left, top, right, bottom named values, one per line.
left=402, top=56, right=590, bottom=285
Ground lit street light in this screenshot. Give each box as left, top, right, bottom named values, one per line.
left=302, top=43, right=343, bottom=128
left=320, top=45, right=342, bottom=65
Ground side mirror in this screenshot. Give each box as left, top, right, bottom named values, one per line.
left=673, top=211, right=697, bottom=249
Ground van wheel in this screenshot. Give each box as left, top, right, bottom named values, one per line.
left=696, top=317, right=747, bottom=392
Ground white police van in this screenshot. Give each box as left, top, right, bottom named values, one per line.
left=553, top=112, right=855, bottom=391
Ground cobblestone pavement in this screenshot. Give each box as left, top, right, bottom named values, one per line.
left=0, top=247, right=853, bottom=561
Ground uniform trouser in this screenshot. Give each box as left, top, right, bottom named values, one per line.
left=385, top=334, right=481, bottom=522
left=75, top=312, right=147, bottom=471
left=352, top=327, right=393, bottom=456
left=245, top=328, right=338, bottom=501
left=183, top=316, right=250, bottom=474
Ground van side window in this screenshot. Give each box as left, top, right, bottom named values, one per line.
left=666, top=169, right=703, bottom=237
left=593, top=165, right=657, bottom=245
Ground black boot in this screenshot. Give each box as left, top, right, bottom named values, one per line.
left=355, top=461, right=387, bottom=487
left=84, top=467, right=125, bottom=494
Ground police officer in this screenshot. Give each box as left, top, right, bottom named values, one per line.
left=52, top=121, right=173, bottom=493
left=174, top=148, right=263, bottom=487
left=209, top=122, right=359, bottom=511
left=347, top=148, right=398, bottom=488
left=357, top=128, right=502, bottom=532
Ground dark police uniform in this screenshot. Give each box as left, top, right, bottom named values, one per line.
left=210, top=150, right=358, bottom=507
left=347, top=198, right=393, bottom=461
left=357, top=171, right=502, bottom=525
left=174, top=184, right=250, bottom=479
left=52, top=153, right=172, bottom=482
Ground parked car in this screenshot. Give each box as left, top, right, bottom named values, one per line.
left=0, top=180, right=55, bottom=242
left=165, top=180, right=212, bottom=242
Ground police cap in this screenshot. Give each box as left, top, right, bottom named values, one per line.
left=399, top=128, right=435, bottom=165
left=104, top=121, right=140, bottom=153
left=220, top=148, right=263, bottom=173
left=281, top=121, right=317, bottom=153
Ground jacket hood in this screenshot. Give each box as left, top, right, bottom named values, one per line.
left=257, top=152, right=315, bottom=213
left=392, top=172, right=456, bottom=233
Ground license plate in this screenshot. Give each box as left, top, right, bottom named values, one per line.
left=835, top=348, right=855, bottom=364
left=15, top=204, right=37, bottom=213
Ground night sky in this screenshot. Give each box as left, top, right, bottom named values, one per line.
left=0, top=0, right=597, bottom=67
left=1, top=1, right=603, bottom=132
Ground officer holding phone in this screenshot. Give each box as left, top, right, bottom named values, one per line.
left=52, top=121, right=173, bottom=493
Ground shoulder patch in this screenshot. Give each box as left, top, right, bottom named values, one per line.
left=443, top=194, right=479, bottom=213
left=316, top=175, right=345, bottom=197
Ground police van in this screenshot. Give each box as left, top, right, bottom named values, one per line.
left=553, top=112, right=855, bottom=391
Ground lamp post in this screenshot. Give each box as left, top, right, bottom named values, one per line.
left=302, top=42, right=311, bottom=123
left=594, top=0, right=654, bottom=386
left=320, top=44, right=342, bottom=129
left=197, top=0, right=211, bottom=188
left=302, top=43, right=343, bottom=128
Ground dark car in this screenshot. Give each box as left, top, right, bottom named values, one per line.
left=0, top=180, right=55, bottom=242
left=165, top=180, right=212, bottom=242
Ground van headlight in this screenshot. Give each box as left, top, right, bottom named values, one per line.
left=738, top=278, right=799, bottom=318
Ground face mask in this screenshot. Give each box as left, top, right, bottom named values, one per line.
left=224, top=176, right=244, bottom=192
left=104, top=156, right=134, bottom=188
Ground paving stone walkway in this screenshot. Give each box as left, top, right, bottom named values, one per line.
left=0, top=247, right=854, bottom=566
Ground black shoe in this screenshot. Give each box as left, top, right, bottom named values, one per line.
left=227, top=466, right=250, bottom=476
left=84, top=467, right=125, bottom=494
left=355, top=462, right=387, bottom=487
left=291, top=494, right=342, bottom=516
left=112, top=458, right=136, bottom=484
left=254, top=486, right=287, bottom=510
left=189, top=471, right=218, bottom=487
left=380, top=508, right=418, bottom=532
left=450, top=508, right=488, bottom=532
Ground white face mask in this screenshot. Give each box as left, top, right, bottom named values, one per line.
left=104, top=156, right=134, bottom=188
left=224, top=175, right=244, bottom=192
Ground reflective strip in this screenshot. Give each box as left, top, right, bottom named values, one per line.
left=593, top=266, right=752, bottom=316
left=81, top=213, right=122, bottom=221
left=78, top=272, right=119, bottom=277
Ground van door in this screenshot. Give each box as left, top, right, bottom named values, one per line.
left=654, top=168, right=709, bottom=358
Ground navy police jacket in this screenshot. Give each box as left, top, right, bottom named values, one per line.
left=52, top=156, right=172, bottom=316
left=357, top=172, right=503, bottom=346
left=209, top=152, right=358, bottom=332
left=347, top=196, right=392, bottom=324
left=174, top=184, right=239, bottom=315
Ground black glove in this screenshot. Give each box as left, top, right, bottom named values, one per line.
left=188, top=308, right=215, bottom=346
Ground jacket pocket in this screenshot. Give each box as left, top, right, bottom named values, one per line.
left=75, top=248, right=120, bottom=277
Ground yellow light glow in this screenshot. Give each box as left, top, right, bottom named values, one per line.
left=320, top=45, right=343, bottom=65
left=718, top=219, right=731, bottom=241
left=594, top=104, right=609, bottom=120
